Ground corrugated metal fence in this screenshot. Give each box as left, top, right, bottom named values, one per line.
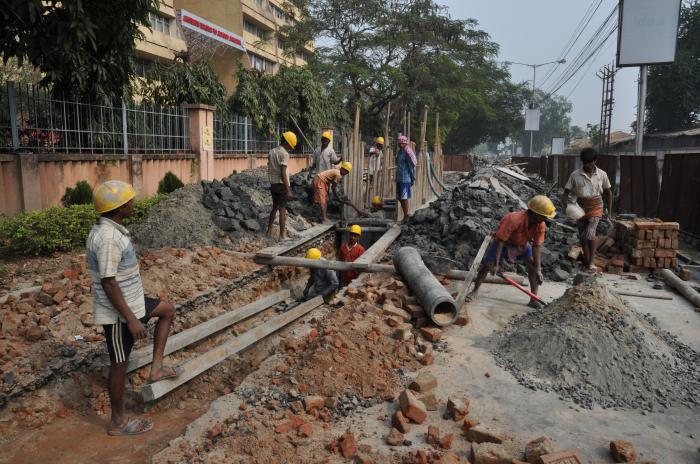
left=512, top=154, right=700, bottom=235
left=443, top=154, right=474, bottom=172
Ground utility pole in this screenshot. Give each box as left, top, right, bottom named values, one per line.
left=635, top=65, right=647, bottom=156
left=596, top=62, right=617, bottom=154
left=507, top=59, right=566, bottom=157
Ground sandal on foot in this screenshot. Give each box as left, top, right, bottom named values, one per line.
left=148, top=366, right=182, bottom=384
left=108, top=417, right=153, bottom=436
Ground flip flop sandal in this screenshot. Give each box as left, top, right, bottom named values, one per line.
left=108, top=417, right=154, bottom=436
left=148, top=366, right=182, bottom=384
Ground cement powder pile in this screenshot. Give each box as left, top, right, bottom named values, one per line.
left=130, top=184, right=223, bottom=250
left=492, top=279, right=700, bottom=410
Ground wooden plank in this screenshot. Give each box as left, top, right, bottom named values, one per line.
left=615, top=291, right=673, bottom=300
left=495, top=166, right=530, bottom=182
left=455, top=236, right=492, bottom=307
left=142, top=295, right=324, bottom=401
left=123, top=290, right=290, bottom=373
left=255, top=224, right=334, bottom=259
left=352, top=224, right=402, bottom=269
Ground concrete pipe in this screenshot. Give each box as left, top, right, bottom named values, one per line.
left=393, top=246, right=458, bottom=327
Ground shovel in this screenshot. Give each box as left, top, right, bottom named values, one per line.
left=496, top=271, right=547, bottom=306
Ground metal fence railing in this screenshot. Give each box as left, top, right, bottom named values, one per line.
left=0, top=81, right=190, bottom=154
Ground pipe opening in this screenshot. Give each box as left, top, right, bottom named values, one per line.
left=431, top=301, right=457, bottom=326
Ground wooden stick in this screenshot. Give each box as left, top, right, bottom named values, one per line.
left=615, top=291, right=673, bottom=301
left=352, top=224, right=402, bottom=269
left=142, top=296, right=324, bottom=401
left=455, top=236, right=492, bottom=308
left=122, top=290, right=290, bottom=373
left=255, top=223, right=334, bottom=258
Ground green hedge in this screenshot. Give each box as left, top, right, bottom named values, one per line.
left=0, top=195, right=164, bottom=256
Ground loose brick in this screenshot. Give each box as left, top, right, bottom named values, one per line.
left=405, top=304, right=425, bottom=319
left=382, top=303, right=411, bottom=322
left=426, top=425, right=441, bottom=447
left=339, top=431, right=357, bottom=459
left=440, top=433, right=454, bottom=450
left=539, top=449, right=584, bottom=464
left=398, top=389, right=427, bottom=424
left=454, top=312, right=470, bottom=326
left=610, top=440, right=637, bottom=463
left=409, top=372, right=437, bottom=393
left=446, top=396, right=470, bottom=421
left=437, top=452, right=461, bottom=464
left=418, top=393, right=439, bottom=411
left=52, top=290, right=67, bottom=304
left=391, top=409, right=411, bottom=433
left=298, top=423, right=314, bottom=438
left=386, top=427, right=404, bottom=446
left=654, top=248, right=675, bottom=258
left=304, top=395, right=325, bottom=412
left=471, top=442, right=521, bottom=464
left=419, top=327, right=442, bottom=342
left=525, top=436, right=555, bottom=463
left=462, top=417, right=479, bottom=431
left=463, top=424, right=505, bottom=444
left=420, top=353, right=435, bottom=366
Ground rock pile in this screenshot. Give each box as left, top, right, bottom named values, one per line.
left=492, top=278, right=700, bottom=410
left=396, top=166, right=577, bottom=280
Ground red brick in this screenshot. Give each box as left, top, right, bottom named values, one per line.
left=446, top=396, right=470, bottom=421
left=463, top=424, right=505, bottom=444
left=471, top=442, right=521, bottom=464
left=383, top=303, right=411, bottom=322
left=304, top=395, right=324, bottom=412
left=339, top=431, right=357, bottom=459
left=52, top=290, right=67, bottom=304
left=539, top=449, right=584, bottom=464
left=454, top=313, right=470, bottom=326
left=440, top=433, right=454, bottom=450
left=418, top=393, right=439, bottom=411
left=298, top=423, right=313, bottom=438
left=654, top=248, right=675, bottom=258
left=610, top=440, right=637, bottom=463
left=437, top=452, right=461, bottom=464
left=405, top=304, right=425, bottom=319
left=426, top=425, right=441, bottom=447
left=462, top=417, right=479, bottom=431
left=420, top=353, right=435, bottom=366
left=386, top=427, right=404, bottom=446
left=525, top=436, right=555, bottom=463
left=391, top=409, right=411, bottom=433
left=409, top=372, right=437, bottom=393
left=398, top=389, right=427, bottom=424
left=419, top=327, right=443, bottom=342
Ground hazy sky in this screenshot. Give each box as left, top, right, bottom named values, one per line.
left=441, top=0, right=639, bottom=133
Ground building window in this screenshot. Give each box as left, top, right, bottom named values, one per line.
left=273, top=5, right=291, bottom=23
left=244, top=20, right=269, bottom=40
left=148, top=12, right=171, bottom=35
left=135, top=57, right=158, bottom=78
left=248, top=52, right=274, bottom=73
left=296, top=50, right=313, bottom=63
left=277, top=37, right=286, bottom=50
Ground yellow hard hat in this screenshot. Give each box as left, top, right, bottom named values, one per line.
left=321, top=130, right=332, bottom=141
left=306, top=248, right=322, bottom=260
left=349, top=224, right=362, bottom=235
left=340, top=161, right=352, bottom=173
left=371, top=196, right=382, bottom=205
left=375, top=137, right=385, bottom=145
left=527, top=195, right=556, bottom=219
left=282, top=131, right=297, bottom=149
left=94, top=180, right=136, bottom=214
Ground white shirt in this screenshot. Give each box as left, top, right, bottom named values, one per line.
left=368, top=147, right=382, bottom=175
left=565, top=167, right=611, bottom=199
left=86, top=218, right=145, bottom=324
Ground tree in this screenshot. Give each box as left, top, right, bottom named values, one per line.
left=139, top=60, right=227, bottom=111
left=281, top=0, right=526, bottom=151
left=646, top=0, right=700, bottom=132
left=516, top=90, right=573, bottom=155
left=0, top=0, right=157, bottom=100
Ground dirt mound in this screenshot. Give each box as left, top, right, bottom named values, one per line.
left=130, top=184, right=223, bottom=250
left=492, top=278, right=700, bottom=410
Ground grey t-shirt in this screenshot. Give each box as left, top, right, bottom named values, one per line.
left=268, top=145, right=290, bottom=184
left=311, top=146, right=340, bottom=175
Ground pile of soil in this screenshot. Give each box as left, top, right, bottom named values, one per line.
left=130, top=184, right=223, bottom=250
left=395, top=165, right=577, bottom=280
left=492, top=278, right=700, bottom=410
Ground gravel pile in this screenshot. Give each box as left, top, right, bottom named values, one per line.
left=395, top=166, right=577, bottom=280
left=492, top=278, right=700, bottom=410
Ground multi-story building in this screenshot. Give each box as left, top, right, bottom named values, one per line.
left=135, top=0, right=314, bottom=92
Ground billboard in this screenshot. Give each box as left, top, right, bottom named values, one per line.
left=551, top=137, right=565, bottom=155
left=524, top=109, right=540, bottom=131
left=617, top=0, right=682, bottom=67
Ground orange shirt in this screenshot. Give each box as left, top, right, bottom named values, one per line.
left=494, top=210, right=546, bottom=246
left=338, top=242, right=365, bottom=284
left=317, top=169, right=342, bottom=185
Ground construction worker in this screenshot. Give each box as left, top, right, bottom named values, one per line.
left=396, top=135, right=417, bottom=221
left=366, top=196, right=386, bottom=219
left=302, top=248, right=339, bottom=302
left=87, top=180, right=179, bottom=436
left=267, top=131, right=296, bottom=240
left=368, top=137, right=384, bottom=180
left=313, top=162, right=365, bottom=223
left=310, top=130, right=341, bottom=176
left=468, top=195, right=556, bottom=309
left=560, top=147, right=613, bottom=271
left=338, top=224, right=366, bottom=285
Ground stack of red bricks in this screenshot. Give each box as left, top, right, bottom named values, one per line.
left=614, top=219, right=679, bottom=272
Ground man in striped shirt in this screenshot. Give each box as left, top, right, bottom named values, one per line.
left=87, top=180, right=179, bottom=436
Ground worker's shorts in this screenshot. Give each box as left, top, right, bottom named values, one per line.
left=484, top=243, right=533, bottom=264
left=397, top=182, right=412, bottom=200
left=270, top=183, right=288, bottom=208
left=313, top=177, right=329, bottom=205
left=577, top=216, right=600, bottom=241
left=103, top=297, right=160, bottom=365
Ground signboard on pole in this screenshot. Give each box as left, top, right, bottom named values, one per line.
left=616, top=0, right=682, bottom=67
left=551, top=137, right=565, bottom=155
left=524, top=109, right=540, bottom=131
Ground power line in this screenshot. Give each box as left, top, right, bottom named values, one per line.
left=564, top=36, right=615, bottom=99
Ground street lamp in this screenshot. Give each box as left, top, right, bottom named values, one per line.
left=506, top=59, right=566, bottom=156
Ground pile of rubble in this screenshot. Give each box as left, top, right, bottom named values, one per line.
left=396, top=166, right=577, bottom=280
left=493, top=277, right=700, bottom=410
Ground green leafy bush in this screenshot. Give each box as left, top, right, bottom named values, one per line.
left=157, top=171, right=184, bottom=195
left=0, top=195, right=165, bottom=256
left=61, top=180, right=94, bottom=206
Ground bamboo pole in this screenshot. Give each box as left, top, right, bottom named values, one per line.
left=346, top=103, right=361, bottom=218
left=433, top=112, right=442, bottom=193
left=381, top=102, right=390, bottom=203
left=417, top=105, right=429, bottom=209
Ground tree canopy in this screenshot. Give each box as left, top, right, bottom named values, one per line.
left=516, top=90, right=573, bottom=155
left=280, top=0, right=526, bottom=151
left=140, top=60, right=227, bottom=111
left=646, top=0, right=700, bottom=133
left=0, top=0, right=156, bottom=100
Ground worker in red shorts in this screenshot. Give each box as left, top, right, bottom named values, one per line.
left=337, top=224, right=366, bottom=285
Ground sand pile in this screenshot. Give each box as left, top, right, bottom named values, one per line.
left=492, top=278, right=700, bottom=410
